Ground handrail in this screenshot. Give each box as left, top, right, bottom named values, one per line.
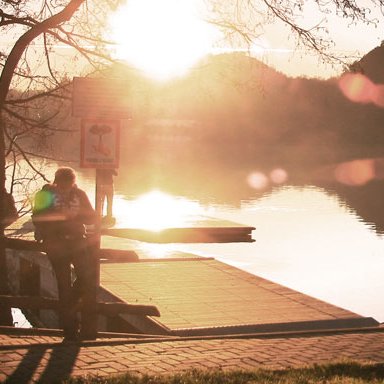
left=4, top=236, right=160, bottom=339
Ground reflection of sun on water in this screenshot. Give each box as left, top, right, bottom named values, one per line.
left=113, top=190, right=203, bottom=231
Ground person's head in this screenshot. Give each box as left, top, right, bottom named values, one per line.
left=54, top=167, right=76, bottom=190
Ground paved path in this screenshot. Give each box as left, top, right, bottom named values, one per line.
left=1, top=326, right=384, bottom=383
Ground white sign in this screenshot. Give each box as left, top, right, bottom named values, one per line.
left=80, top=119, right=120, bottom=168
left=72, top=77, right=131, bottom=119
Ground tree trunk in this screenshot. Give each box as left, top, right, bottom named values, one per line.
left=0, top=0, right=86, bottom=325
left=0, top=117, right=12, bottom=325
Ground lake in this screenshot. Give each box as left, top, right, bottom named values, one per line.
left=11, top=161, right=384, bottom=326
left=74, top=167, right=384, bottom=324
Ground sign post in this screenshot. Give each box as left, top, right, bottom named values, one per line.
left=72, top=77, right=128, bottom=340
left=72, top=77, right=131, bottom=119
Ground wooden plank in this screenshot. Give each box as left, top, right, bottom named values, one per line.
left=4, top=237, right=139, bottom=261
left=99, top=249, right=139, bottom=262
left=4, top=237, right=44, bottom=252
left=0, top=295, right=59, bottom=310
left=97, top=302, right=160, bottom=317
left=0, top=295, right=160, bottom=317
left=102, top=226, right=255, bottom=243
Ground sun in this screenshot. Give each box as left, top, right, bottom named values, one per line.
left=107, top=0, right=219, bottom=80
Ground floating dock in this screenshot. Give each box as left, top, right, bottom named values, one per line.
left=102, top=216, right=255, bottom=243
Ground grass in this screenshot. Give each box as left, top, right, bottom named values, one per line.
left=64, top=362, right=384, bottom=383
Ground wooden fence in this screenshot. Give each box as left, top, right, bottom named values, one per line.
left=0, top=236, right=160, bottom=340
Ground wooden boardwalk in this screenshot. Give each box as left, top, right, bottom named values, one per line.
left=4, top=217, right=379, bottom=337
left=99, top=257, right=379, bottom=336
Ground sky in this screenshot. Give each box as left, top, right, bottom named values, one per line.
left=1, top=0, right=383, bottom=84
left=105, top=0, right=384, bottom=80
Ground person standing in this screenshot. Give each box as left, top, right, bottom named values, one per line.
left=32, top=167, right=97, bottom=341
left=96, top=168, right=117, bottom=224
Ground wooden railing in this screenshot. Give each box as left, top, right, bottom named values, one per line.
left=1, top=236, right=160, bottom=340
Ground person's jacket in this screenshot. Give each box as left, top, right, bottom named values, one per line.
left=32, top=183, right=96, bottom=241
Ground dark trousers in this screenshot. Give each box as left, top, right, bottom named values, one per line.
left=44, top=238, right=90, bottom=338
left=96, top=184, right=114, bottom=218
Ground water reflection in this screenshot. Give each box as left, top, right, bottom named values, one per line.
left=113, top=190, right=204, bottom=230
left=174, top=186, right=384, bottom=323
left=11, top=141, right=384, bottom=326
left=72, top=172, right=384, bottom=323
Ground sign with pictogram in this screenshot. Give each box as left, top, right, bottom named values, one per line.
left=80, top=119, right=120, bottom=168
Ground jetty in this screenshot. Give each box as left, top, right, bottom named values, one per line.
left=101, top=216, right=255, bottom=243
left=1, top=216, right=380, bottom=338
left=2, top=215, right=384, bottom=383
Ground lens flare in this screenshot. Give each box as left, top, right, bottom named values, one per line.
left=33, top=190, right=54, bottom=211
left=338, top=73, right=384, bottom=107
left=334, top=159, right=375, bottom=186
left=270, top=168, right=288, bottom=184
left=247, top=172, right=269, bottom=190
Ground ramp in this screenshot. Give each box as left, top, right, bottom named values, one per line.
left=99, top=258, right=379, bottom=336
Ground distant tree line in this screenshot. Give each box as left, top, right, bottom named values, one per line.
left=11, top=50, right=384, bottom=177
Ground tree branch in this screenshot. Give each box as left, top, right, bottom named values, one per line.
left=5, top=86, right=72, bottom=105
left=0, top=0, right=86, bottom=108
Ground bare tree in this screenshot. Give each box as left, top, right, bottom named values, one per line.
left=204, top=0, right=384, bottom=64
left=0, top=0, right=122, bottom=325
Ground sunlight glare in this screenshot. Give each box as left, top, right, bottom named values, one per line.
left=113, top=190, right=203, bottom=230
left=108, top=0, right=219, bottom=80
